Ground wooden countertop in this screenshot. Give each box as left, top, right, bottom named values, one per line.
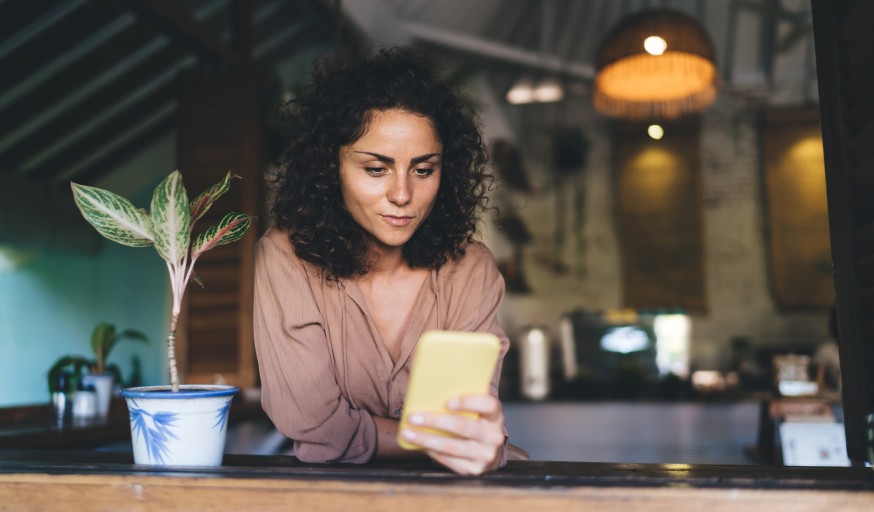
left=1, top=450, right=872, bottom=511
left=0, top=396, right=265, bottom=449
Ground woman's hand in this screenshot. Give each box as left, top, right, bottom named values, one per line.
left=400, top=394, right=506, bottom=476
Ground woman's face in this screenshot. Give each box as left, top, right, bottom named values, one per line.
left=339, top=109, right=442, bottom=255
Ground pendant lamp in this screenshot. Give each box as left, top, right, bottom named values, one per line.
left=593, top=9, right=717, bottom=119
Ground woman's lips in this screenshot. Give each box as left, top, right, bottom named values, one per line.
left=382, top=215, right=412, bottom=227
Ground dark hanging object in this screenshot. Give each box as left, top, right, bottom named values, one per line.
left=491, top=138, right=532, bottom=193
left=551, top=127, right=590, bottom=176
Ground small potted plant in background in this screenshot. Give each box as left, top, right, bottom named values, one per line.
left=71, top=170, right=252, bottom=466
left=48, top=321, right=147, bottom=419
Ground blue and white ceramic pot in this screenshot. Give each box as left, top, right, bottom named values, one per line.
left=81, top=373, right=115, bottom=418
left=119, top=385, right=238, bottom=466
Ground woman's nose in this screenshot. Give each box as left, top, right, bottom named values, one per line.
left=388, top=174, right=412, bottom=205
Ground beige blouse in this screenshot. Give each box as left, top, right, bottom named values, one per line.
left=253, top=228, right=510, bottom=464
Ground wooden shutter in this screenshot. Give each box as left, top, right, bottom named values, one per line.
left=760, top=108, right=833, bottom=310
left=613, top=119, right=707, bottom=312
left=174, top=67, right=265, bottom=388
left=811, top=0, right=874, bottom=462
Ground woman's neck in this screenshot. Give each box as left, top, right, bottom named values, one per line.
left=367, top=236, right=410, bottom=276
left=365, top=243, right=407, bottom=277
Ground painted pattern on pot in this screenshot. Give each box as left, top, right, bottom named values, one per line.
left=121, top=385, right=238, bottom=466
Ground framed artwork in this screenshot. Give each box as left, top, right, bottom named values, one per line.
left=613, top=119, right=706, bottom=312
left=761, top=109, right=833, bottom=310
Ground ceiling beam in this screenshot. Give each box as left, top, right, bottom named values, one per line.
left=72, top=113, right=176, bottom=187
left=336, top=0, right=410, bottom=46
left=231, top=0, right=254, bottom=59
left=556, top=0, right=590, bottom=60
left=402, top=21, right=595, bottom=81
left=487, top=1, right=532, bottom=43
left=540, top=0, right=557, bottom=55
left=119, top=0, right=240, bottom=66
left=339, top=0, right=593, bottom=80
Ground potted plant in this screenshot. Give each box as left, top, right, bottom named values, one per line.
left=48, top=321, right=148, bottom=418
left=71, top=170, right=252, bottom=466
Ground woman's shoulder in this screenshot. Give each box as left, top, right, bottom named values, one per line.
left=256, top=228, right=315, bottom=273
left=259, top=226, right=291, bottom=247
left=439, top=241, right=499, bottom=280
left=257, top=227, right=293, bottom=257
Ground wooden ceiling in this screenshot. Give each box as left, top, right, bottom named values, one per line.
left=0, top=0, right=818, bottom=190
left=0, top=0, right=333, bottom=188
left=0, top=0, right=818, bottom=252
left=372, top=0, right=816, bottom=105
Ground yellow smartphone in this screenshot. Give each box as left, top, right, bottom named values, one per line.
left=397, top=330, right=501, bottom=450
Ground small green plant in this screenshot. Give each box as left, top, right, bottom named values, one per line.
left=47, top=322, right=147, bottom=393
left=71, top=170, right=251, bottom=392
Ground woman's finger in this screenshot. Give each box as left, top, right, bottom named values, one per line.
left=446, top=394, right=503, bottom=420
left=427, top=450, right=489, bottom=476
left=406, top=412, right=503, bottom=446
left=401, top=425, right=502, bottom=462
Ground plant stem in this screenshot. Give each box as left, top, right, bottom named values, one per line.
left=165, top=260, right=183, bottom=392
left=167, top=313, right=180, bottom=392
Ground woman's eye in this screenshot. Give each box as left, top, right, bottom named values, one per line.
left=413, top=167, right=435, bottom=177
left=365, top=167, right=387, bottom=175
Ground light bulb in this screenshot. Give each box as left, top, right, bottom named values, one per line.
left=506, top=78, right=534, bottom=104
left=643, top=36, right=667, bottom=56
left=532, top=79, right=564, bottom=103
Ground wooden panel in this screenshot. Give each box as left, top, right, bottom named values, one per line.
left=175, top=66, right=266, bottom=389
left=0, top=1, right=60, bottom=48
left=2, top=474, right=873, bottom=512
left=3, top=41, right=181, bottom=166
left=613, top=120, right=706, bottom=312
left=761, top=109, right=833, bottom=310
left=0, top=2, right=123, bottom=93
left=811, top=0, right=874, bottom=462
left=0, top=17, right=160, bottom=146
left=27, top=84, right=177, bottom=180
left=73, top=115, right=177, bottom=185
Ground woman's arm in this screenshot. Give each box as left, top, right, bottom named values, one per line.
left=253, top=233, right=378, bottom=463
left=372, top=417, right=427, bottom=459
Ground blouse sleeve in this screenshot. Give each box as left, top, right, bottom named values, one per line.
left=442, top=243, right=512, bottom=467
left=443, top=243, right=511, bottom=398
left=253, top=234, right=377, bottom=463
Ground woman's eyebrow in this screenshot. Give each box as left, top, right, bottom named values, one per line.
left=353, top=151, right=441, bottom=165
left=354, top=151, right=394, bottom=163
left=410, top=153, right=441, bottom=165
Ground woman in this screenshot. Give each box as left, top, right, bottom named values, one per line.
left=253, top=48, right=510, bottom=475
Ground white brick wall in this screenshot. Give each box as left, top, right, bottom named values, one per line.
left=490, top=94, right=829, bottom=372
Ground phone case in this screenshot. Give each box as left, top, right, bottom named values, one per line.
left=397, top=330, right=500, bottom=450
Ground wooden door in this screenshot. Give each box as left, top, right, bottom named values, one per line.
left=174, top=66, right=266, bottom=388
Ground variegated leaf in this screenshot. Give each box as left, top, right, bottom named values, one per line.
left=150, top=171, right=191, bottom=265
left=71, top=182, right=153, bottom=247
left=192, top=213, right=252, bottom=258
left=189, top=171, right=236, bottom=224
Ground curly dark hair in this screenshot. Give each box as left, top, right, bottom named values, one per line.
left=271, top=47, right=492, bottom=279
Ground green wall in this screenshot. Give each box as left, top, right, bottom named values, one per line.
left=0, top=134, right=176, bottom=407
left=0, top=241, right=170, bottom=406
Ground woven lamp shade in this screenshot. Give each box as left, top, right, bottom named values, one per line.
left=593, top=9, right=717, bottom=119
